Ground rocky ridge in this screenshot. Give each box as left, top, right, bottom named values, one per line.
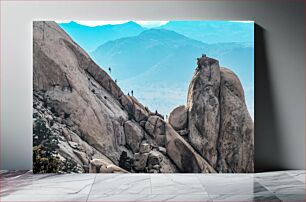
left=168, top=55, right=254, bottom=173
left=33, top=21, right=216, bottom=173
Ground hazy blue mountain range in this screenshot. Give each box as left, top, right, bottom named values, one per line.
left=58, top=21, right=254, bottom=118
left=92, top=29, right=209, bottom=80
left=92, top=28, right=254, bottom=87
left=59, top=21, right=144, bottom=52
left=58, top=21, right=254, bottom=53
left=159, top=21, right=254, bottom=44
left=91, top=28, right=254, bottom=118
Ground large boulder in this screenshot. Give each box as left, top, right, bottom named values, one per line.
left=187, top=56, right=220, bottom=168
left=145, top=116, right=166, bottom=146
left=133, top=152, right=149, bottom=171
left=158, top=152, right=179, bottom=173
left=217, top=68, right=254, bottom=173
left=90, top=159, right=128, bottom=173
left=89, top=159, right=111, bottom=173
left=147, top=151, right=162, bottom=168
left=124, top=120, right=144, bottom=153
left=100, top=164, right=128, bottom=173
left=147, top=151, right=163, bottom=173
left=186, top=55, right=254, bottom=173
left=168, top=105, right=188, bottom=131
left=165, top=123, right=216, bottom=173
left=133, top=142, right=152, bottom=171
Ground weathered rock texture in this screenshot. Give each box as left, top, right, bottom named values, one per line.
left=124, top=120, right=144, bottom=153
left=34, top=21, right=127, bottom=168
left=165, top=123, right=216, bottom=173
left=217, top=68, right=254, bottom=172
left=187, top=56, right=221, bottom=169
left=168, top=105, right=188, bottom=131
left=172, top=55, right=254, bottom=173
left=33, top=21, right=252, bottom=173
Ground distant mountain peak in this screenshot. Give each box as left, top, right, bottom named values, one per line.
left=60, top=21, right=82, bottom=27
left=58, top=21, right=145, bottom=52
left=126, top=20, right=141, bottom=26
left=136, top=28, right=195, bottom=43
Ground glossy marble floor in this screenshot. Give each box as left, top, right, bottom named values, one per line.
left=0, top=170, right=305, bottom=202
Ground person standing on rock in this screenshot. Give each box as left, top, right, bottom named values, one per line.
left=131, top=90, right=134, bottom=96
left=108, top=67, right=111, bottom=74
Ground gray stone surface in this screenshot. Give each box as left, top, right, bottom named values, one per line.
left=33, top=21, right=129, bottom=167
left=145, top=115, right=166, bottom=146
left=165, top=123, right=216, bottom=173
left=168, top=105, right=188, bottom=131
left=133, top=152, right=149, bottom=171
left=217, top=67, right=254, bottom=173
left=33, top=22, right=183, bottom=174
left=187, top=56, right=221, bottom=169
left=124, top=120, right=144, bottom=153
left=139, top=142, right=151, bottom=154
left=186, top=56, right=254, bottom=172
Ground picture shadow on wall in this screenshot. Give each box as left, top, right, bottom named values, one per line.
left=255, top=24, right=284, bottom=172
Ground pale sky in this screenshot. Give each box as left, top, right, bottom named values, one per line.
left=56, top=20, right=253, bottom=28
left=56, top=20, right=169, bottom=28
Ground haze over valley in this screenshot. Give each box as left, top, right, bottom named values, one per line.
left=59, top=20, right=254, bottom=118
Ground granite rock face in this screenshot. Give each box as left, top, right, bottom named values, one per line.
left=33, top=21, right=253, bottom=173
left=33, top=21, right=178, bottom=173
left=34, top=21, right=127, bottom=167
left=165, top=123, right=216, bottom=173
left=187, top=56, right=221, bottom=169
left=124, top=120, right=144, bottom=153
left=168, top=105, right=188, bottom=131
left=34, top=21, right=134, bottom=173
left=217, top=68, right=254, bottom=173
left=145, top=116, right=167, bottom=147
left=33, top=94, right=114, bottom=173
left=176, top=55, right=254, bottom=173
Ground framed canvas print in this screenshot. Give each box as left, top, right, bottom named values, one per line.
left=33, top=20, right=254, bottom=173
